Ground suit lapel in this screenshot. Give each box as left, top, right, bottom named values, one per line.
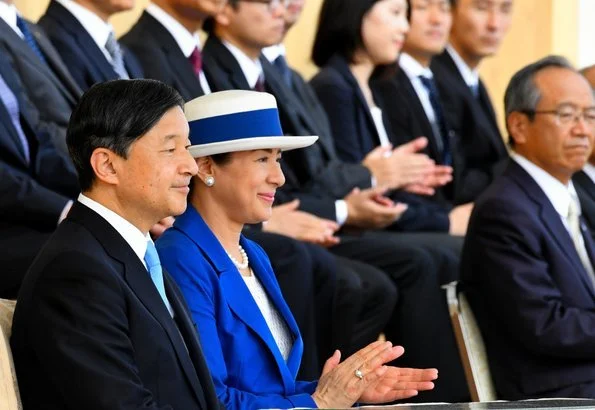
left=478, top=80, right=506, bottom=156
left=68, top=202, right=212, bottom=406
left=575, top=171, right=595, bottom=203
left=30, top=23, right=81, bottom=104
left=177, top=207, right=302, bottom=392
left=509, top=162, right=595, bottom=298
left=203, top=36, right=251, bottom=91
left=47, top=2, right=118, bottom=82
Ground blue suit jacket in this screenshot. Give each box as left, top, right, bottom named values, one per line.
left=157, top=206, right=317, bottom=410
left=461, top=160, right=595, bottom=399
left=309, top=54, right=451, bottom=232
left=38, top=1, right=143, bottom=92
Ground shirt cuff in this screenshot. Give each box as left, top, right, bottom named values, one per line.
left=370, top=176, right=377, bottom=187
left=58, top=200, right=73, bottom=225
left=335, top=199, right=348, bottom=226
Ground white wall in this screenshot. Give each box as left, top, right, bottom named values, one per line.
left=578, top=0, right=595, bottom=68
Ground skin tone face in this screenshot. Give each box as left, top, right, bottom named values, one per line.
left=75, top=0, right=135, bottom=21
left=359, top=0, right=409, bottom=66
left=153, top=0, right=227, bottom=32
left=87, top=106, right=198, bottom=234
left=449, top=0, right=513, bottom=69
left=402, top=0, right=452, bottom=67
left=215, top=0, right=286, bottom=59
left=284, top=0, right=305, bottom=31
left=508, top=67, right=595, bottom=185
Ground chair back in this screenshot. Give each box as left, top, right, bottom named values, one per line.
left=0, top=299, right=21, bottom=410
left=444, top=281, right=496, bottom=402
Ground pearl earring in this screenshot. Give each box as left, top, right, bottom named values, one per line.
left=205, top=176, right=215, bottom=187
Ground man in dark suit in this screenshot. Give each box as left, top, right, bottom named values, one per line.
left=431, top=0, right=513, bottom=203
left=461, top=56, right=595, bottom=399
left=0, top=0, right=82, bottom=154
left=11, top=79, right=222, bottom=409
left=38, top=0, right=143, bottom=91
left=0, top=52, right=79, bottom=298
left=202, top=1, right=470, bottom=402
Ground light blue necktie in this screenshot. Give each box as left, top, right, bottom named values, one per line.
left=0, top=74, right=30, bottom=163
left=105, top=31, right=129, bottom=79
left=144, top=241, right=173, bottom=316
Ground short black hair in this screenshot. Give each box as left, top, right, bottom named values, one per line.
left=67, top=79, right=184, bottom=191
left=312, top=0, right=410, bottom=67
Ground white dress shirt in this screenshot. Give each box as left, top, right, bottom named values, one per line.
left=583, top=163, right=595, bottom=184
left=77, top=193, right=150, bottom=268
left=0, top=2, right=23, bottom=38
left=446, top=44, right=479, bottom=89
left=223, top=40, right=263, bottom=89
left=261, top=43, right=285, bottom=63
left=56, top=0, right=114, bottom=64
left=511, top=152, right=582, bottom=235
left=399, top=53, right=437, bottom=124
left=146, top=3, right=211, bottom=94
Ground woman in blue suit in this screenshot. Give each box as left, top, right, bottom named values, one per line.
left=157, top=90, right=437, bottom=409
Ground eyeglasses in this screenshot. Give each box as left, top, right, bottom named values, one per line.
left=524, top=106, right=595, bottom=126
left=239, top=0, right=291, bottom=11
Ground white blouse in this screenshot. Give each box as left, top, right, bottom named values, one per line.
left=370, top=106, right=392, bottom=148
left=242, top=273, right=293, bottom=361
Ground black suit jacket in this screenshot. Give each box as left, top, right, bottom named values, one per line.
left=431, top=50, right=508, bottom=203
left=121, top=12, right=204, bottom=101
left=574, top=170, right=595, bottom=242
left=0, top=54, right=78, bottom=232
left=372, top=67, right=460, bottom=204
left=462, top=161, right=595, bottom=399
left=11, top=202, right=222, bottom=409
left=310, top=55, right=450, bottom=232
left=38, top=1, right=143, bottom=92
left=0, top=17, right=81, bottom=154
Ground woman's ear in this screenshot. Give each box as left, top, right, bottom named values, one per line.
left=196, top=156, right=215, bottom=184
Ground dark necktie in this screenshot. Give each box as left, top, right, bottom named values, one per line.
left=105, top=31, right=129, bottom=79
left=273, top=54, right=292, bottom=88
left=254, top=73, right=265, bottom=92
left=0, top=74, right=30, bottom=163
left=419, top=75, right=452, bottom=165
left=469, top=83, right=480, bottom=99
left=16, top=16, right=47, bottom=66
left=189, top=47, right=202, bottom=77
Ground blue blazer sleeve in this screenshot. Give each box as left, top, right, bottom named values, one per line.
left=158, top=231, right=318, bottom=410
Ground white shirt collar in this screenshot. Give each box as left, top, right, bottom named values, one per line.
left=77, top=193, right=150, bottom=267
left=262, top=44, right=285, bottom=64
left=511, top=152, right=580, bottom=219
left=583, top=162, right=595, bottom=184
left=0, top=2, right=21, bottom=38
left=56, top=0, right=113, bottom=54
left=446, top=44, right=479, bottom=88
left=146, top=3, right=200, bottom=58
left=223, top=40, right=263, bottom=89
left=399, top=52, right=433, bottom=80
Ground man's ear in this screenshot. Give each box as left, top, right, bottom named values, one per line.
left=507, top=111, right=529, bottom=146
left=89, top=148, right=120, bottom=186
left=214, top=3, right=233, bottom=27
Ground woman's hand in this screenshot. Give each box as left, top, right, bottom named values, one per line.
left=311, top=341, right=404, bottom=408
left=359, top=365, right=438, bottom=403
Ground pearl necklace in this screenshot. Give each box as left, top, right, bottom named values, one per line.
left=226, top=245, right=249, bottom=270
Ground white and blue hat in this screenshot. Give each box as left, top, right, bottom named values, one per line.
left=185, top=90, right=318, bottom=157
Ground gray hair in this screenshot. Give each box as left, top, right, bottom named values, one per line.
left=504, top=55, right=575, bottom=120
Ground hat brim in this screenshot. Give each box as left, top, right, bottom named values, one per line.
left=189, top=136, right=318, bottom=158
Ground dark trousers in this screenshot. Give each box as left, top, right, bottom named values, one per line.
left=0, top=225, right=51, bottom=299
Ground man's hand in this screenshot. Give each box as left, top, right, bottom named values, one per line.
left=362, top=138, right=435, bottom=190
left=404, top=165, right=453, bottom=196
left=448, top=203, right=474, bottom=236
left=344, top=187, right=408, bottom=229
left=263, top=200, right=340, bottom=247
left=150, top=216, right=175, bottom=240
